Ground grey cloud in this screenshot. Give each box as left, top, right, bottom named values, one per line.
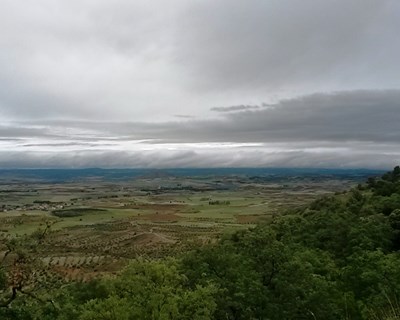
left=219, top=89, right=400, bottom=143
left=1, top=1, right=399, bottom=123
left=20, top=142, right=115, bottom=148
left=176, top=0, right=400, bottom=93
left=211, top=105, right=261, bottom=112
left=79, top=90, right=400, bottom=144
left=11, top=89, right=400, bottom=144
left=0, top=125, right=52, bottom=138
left=2, top=89, right=398, bottom=169
left=0, top=146, right=397, bottom=169
left=0, top=0, right=185, bottom=121
left=174, top=115, right=196, bottom=119
left=0, top=1, right=399, bottom=169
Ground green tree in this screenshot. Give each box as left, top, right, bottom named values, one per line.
left=79, top=259, right=217, bottom=320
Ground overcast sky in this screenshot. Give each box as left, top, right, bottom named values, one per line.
left=1, top=0, right=399, bottom=169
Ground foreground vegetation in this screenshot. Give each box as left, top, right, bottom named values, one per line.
left=1, top=167, right=400, bottom=319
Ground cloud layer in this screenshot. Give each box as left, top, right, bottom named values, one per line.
left=1, top=0, right=400, bottom=122
left=0, top=1, right=399, bottom=168
left=1, top=90, right=399, bottom=169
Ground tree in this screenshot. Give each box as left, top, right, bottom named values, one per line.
left=78, top=259, right=217, bottom=320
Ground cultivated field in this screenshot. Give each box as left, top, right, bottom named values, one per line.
left=0, top=169, right=377, bottom=279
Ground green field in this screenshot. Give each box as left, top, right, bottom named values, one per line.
left=0, top=174, right=360, bottom=278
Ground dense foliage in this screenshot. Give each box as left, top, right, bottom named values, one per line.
left=1, top=166, right=400, bottom=319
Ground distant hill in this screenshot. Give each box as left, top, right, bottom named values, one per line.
left=0, top=167, right=385, bottom=183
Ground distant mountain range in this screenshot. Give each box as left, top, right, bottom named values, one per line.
left=0, top=168, right=386, bottom=183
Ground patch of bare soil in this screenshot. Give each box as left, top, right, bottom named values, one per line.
left=141, top=213, right=181, bottom=223
left=235, top=214, right=263, bottom=224
left=131, top=232, right=175, bottom=246
left=123, top=203, right=185, bottom=212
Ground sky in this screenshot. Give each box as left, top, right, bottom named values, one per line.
left=0, top=0, right=399, bottom=169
